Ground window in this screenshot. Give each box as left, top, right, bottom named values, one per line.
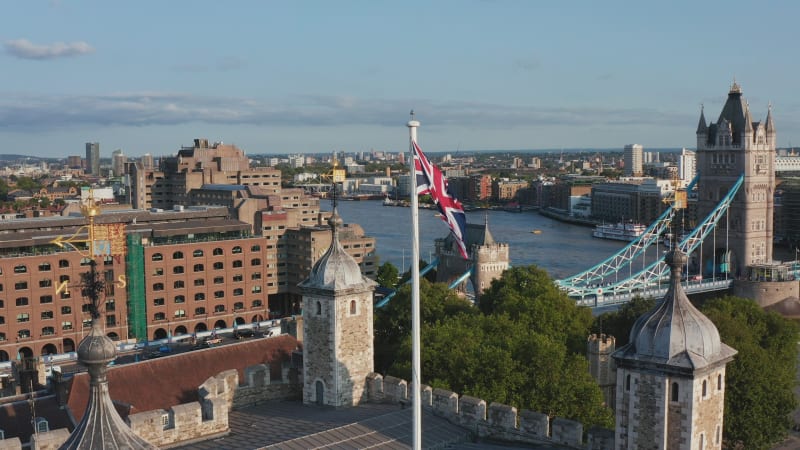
left=152, top=253, right=163, bottom=261
left=14, top=281, right=28, bottom=290
left=18, top=329, right=31, bottom=339
left=193, top=249, right=204, bottom=257
left=174, top=309, right=186, bottom=318
left=252, top=286, right=262, bottom=293
left=213, top=262, right=224, bottom=270
left=232, top=246, right=243, bottom=254
left=106, top=299, right=115, bottom=311
left=42, top=326, right=55, bottom=336
left=173, top=266, right=184, bottom=274
left=214, top=291, right=224, bottom=299
left=717, top=374, right=722, bottom=391
left=233, top=288, right=243, bottom=296
left=153, top=283, right=164, bottom=291
left=61, top=306, right=71, bottom=315
left=316, top=301, right=322, bottom=315
left=40, top=295, right=53, bottom=304
left=80, top=257, right=93, bottom=266
left=172, top=251, right=184, bottom=260
left=350, top=300, right=356, bottom=315
left=671, top=382, right=679, bottom=402
left=14, top=264, right=27, bottom=274
left=233, top=302, right=244, bottom=311
left=625, top=374, right=631, bottom=391
left=232, top=274, right=243, bottom=282
left=152, top=267, right=164, bottom=276
left=232, top=260, right=243, bottom=268
left=252, top=300, right=263, bottom=307
left=213, top=248, right=224, bottom=256
left=39, top=279, right=52, bottom=288
left=194, top=278, right=205, bottom=287
left=193, top=264, right=204, bottom=272
left=251, top=244, right=261, bottom=251
left=59, top=275, right=70, bottom=283
left=106, top=315, right=116, bottom=327
left=16, top=297, right=29, bottom=307
left=213, top=276, right=224, bottom=284
left=194, top=307, right=206, bottom=316
left=174, top=280, right=185, bottom=289
left=17, top=313, right=30, bottom=323
left=174, top=295, right=185, bottom=304
left=0, top=316, right=4, bottom=324
left=214, top=304, right=225, bottom=313
left=702, top=380, right=708, bottom=398
left=153, top=298, right=165, bottom=306
left=251, top=272, right=262, bottom=280
left=58, top=259, right=69, bottom=268
left=154, top=312, right=166, bottom=321
left=251, top=258, right=262, bottom=266
left=194, top=293, right=206, bottom=301
left=38, top=262, right=51, bottom=272
left=62, top=321, right=72, bottom=331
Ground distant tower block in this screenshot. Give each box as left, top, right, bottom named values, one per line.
left=435, top=215, right=509, bottom=302
left=587, top=334, right=616, bottom=409
left=695, top=83, right=776, bottom=274
left=623, top=144, right=643, bottom=177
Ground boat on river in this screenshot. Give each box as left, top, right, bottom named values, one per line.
left=592, top=222, right=646, bottom=242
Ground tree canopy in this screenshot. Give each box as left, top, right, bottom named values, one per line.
left=375, top=265, right=613, bottom=429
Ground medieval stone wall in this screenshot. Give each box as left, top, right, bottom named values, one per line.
left=733, top=279, right=799, bottom=308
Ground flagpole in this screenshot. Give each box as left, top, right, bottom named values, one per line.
left=407, top=111, right=422, bottom=450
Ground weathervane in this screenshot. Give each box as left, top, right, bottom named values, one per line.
left=662, top=172, right=687, bottom=249
left=320, top=152, right=346, bottom=209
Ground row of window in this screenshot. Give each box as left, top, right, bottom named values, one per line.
left=153, top=283, right=263, bottom=294
left=8, top=256, right=117, bottom=275
left=152, top=288, right=262, bottom=305
left=152, top=300, right=263, bottom=320
left=623, top=373, right=723, bottom=401
left=150, top=260, right=262, bottom=275
left=151, top=245, right=261, bottom=261
left=2, top=301, right=114, bottom=322
left=2, top=315, right=118, bottom=341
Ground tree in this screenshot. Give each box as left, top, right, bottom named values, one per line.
left=375, top=262, right=399, bottom=289
left=701, top=296, right=798, bottom=450
left=591, top=296, right=656, bottom=347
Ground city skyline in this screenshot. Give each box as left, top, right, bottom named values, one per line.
left=2, top=1, right=799, bottom=157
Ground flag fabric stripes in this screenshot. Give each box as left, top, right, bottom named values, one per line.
left=412, top=141, right=469, bottom=259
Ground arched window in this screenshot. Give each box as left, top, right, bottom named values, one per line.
left=153, top=283, right=164, bottom=291
left=232, top=260, right=243, bottom=268
left=625, top=374, right=631, bottom=391
left=58, top=259, right=70, bottom=268
left=213, top=262, right=224, bottom=270
left=252, top=300, right=263, bottom=307
left=16, top=297, right=29, bottom=307
left=194, top=264, right=204, bottom=272
left=717, top=374, right=722, bottom=391
left=17, top=329, right=31, bottom=339
left=174, top=280, right=185, bottom=289
left=173, top=266, right=185, bottom=274
left=174, top=295, right=185, bottom=304
left=194, top=307, right=206, bottom=316
left=214, top=304, right=225, bottom=313
left=233, top=288, right=243, bottom=296
left=38, top=262, right=51, bottom=271
left=251, top=244, right=261, bottom=251
left=154, top=312, right=166, bottom=321
left=195, top=293, right=206, bottom=301
left=194, top=278, right=205, bottom=286
left=316, top=301, right=322, bottom=316
left=350, top=300, right=356, bottom=315
left=233, top=302, right=244, bottom=311
left=232, top=246, right=242, bottom=254
left=172, top=251, right=184, bottom=260
left=61, top=306, right=71, bottom=314
left=17, top=312, right=30, bottom=322
left=14, top=264, right=27, bottom=273
left=42, top=326, right=55, bottom=336
left=174, top=309, right=186, bottom=318
left=40, top=295, right=53, bottom=304
left=193, top=249, right=204, bottom=257
left=251, top=258, right=262, bottom=266
left=14, top=281, right=28, bottom=290
left=252, top=286, right=262, bottom=293
left=39, top=279, right=52, bottom=288
left=213, top=248, right=224, bottom=256
left=671, top=382, right=679, bottom=402
left=153, top=297, right=165, bottom=306
left=702, top=380, right=707, bottom=398
left=152, top=253, right=163, bottom=261
left=41, top=310, right=53, bottom=320
left=214, top=290, right=224, bottom=299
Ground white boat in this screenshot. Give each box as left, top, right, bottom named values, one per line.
left=592, top=222, right=646, bottom=241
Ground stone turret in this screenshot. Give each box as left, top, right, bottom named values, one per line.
left=612, top=250, right=736, bottom=449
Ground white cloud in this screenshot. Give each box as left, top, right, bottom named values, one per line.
left=4, top=39, right=94, bottom=60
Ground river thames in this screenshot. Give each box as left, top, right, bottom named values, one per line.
left=330, top=200, right=630, bottom=280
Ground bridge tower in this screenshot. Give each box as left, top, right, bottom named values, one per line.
left=695, top=82, right=776, bottom=276
left=435, top=215, right=509, bottom=302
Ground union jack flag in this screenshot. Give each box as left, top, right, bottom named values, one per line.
left=412, top=141, right=468, bottom=259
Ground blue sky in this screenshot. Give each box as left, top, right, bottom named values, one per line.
left=2, top=1, right=798, bottom=158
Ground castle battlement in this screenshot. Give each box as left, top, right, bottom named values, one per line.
left=366, top=372, right=614, bottom=449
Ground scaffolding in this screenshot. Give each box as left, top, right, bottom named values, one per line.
left=126, top=234, right=147, bottom=341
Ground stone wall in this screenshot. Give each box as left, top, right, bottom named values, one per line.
left=366, top=372, right=614, bottom=450
left=733, top=279, right=799, bottom=308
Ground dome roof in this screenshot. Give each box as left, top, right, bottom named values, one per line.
left=299, top=208, right=375, bottom=292
left=76, top=322, right=117, bottom=365
left=615, top=250, right=736, bottom=371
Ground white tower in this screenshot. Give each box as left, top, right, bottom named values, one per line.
left=624, top=144, right=643, bottom=177
left=612, top=250, right=737, bottom=449
left=299, top=207, right=376, bottom=407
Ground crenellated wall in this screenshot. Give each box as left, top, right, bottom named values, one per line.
left=366, top=372, right=614, bottom=450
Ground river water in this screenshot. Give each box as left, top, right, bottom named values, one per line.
left=331, top=200, right=629, bottom=280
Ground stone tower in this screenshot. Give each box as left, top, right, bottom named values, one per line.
left=299, top=207, right=376, bottom=407
left=612, top=250, right=737, bottom=449
left=695, top=82, right=775, bottom=276
left=587, top=334, right=616, bottom=408
left=435, top=215, right=509, bottom=301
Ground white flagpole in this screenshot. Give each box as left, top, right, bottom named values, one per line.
left=407, top=111, right=422, bottom=450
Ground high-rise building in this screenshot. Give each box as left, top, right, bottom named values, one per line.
left=111, top=149, right=127, bottom=177
left=679, top=148, right=696, bottom=183
left=85, top=142, right=100, bottom=176
left=623, top=144, right=643, bottom=177
left=67, top=155, right=82, bottom=169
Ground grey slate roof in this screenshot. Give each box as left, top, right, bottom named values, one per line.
left=612, top=250, right=737, bottom=373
